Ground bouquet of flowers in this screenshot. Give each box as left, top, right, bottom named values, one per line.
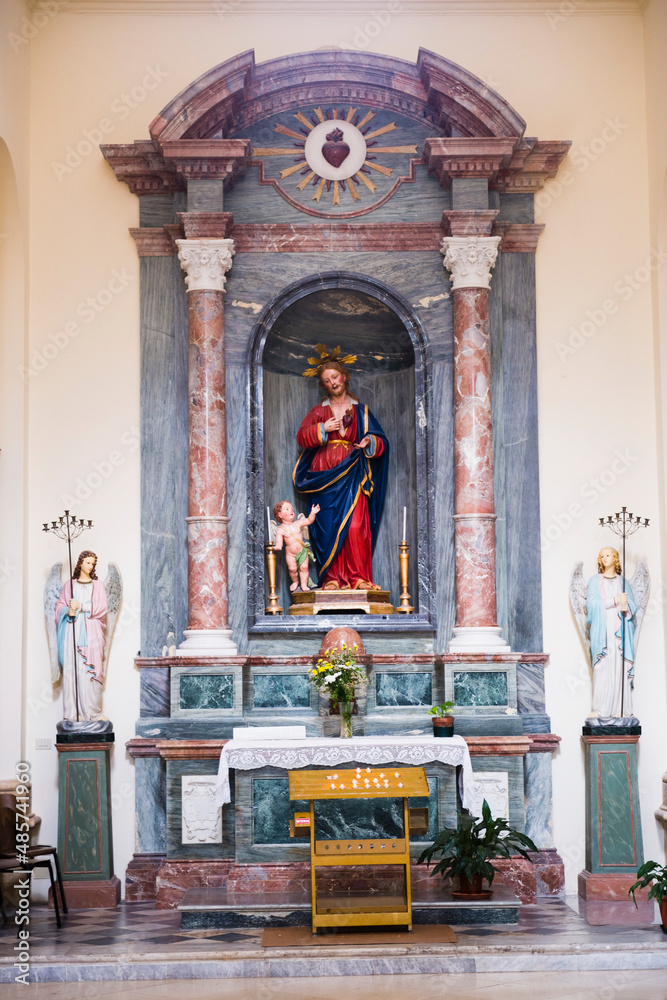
left=308, top=643, right=366, bottom=711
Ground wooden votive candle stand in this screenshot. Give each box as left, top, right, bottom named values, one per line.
left=288, top=765, right=429, bottom=934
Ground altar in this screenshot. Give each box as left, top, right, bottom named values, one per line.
left=94, top=45, right=570, bottom=916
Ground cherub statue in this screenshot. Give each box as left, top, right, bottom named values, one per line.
left=570, top=547, right=649, bottom=724
left=44, top=552, right=122, bottom=726
left=271, top=501, right=320, bottom=592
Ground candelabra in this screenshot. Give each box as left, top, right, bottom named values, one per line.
left=42, top=511, right=93, bottom=721
left=598, top=507, right=649, bottom=717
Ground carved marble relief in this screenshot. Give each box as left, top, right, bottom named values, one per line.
left=181, top=776, right=222, bottom=844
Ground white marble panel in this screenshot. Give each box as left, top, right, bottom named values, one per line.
left=181, top=775, right=222, bottom=844
left=472, top=770, right=509, bottom=820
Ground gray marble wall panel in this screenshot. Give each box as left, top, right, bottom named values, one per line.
left=140, top=251, right=188, bottom=657
left=139, top=666, right=170, bottom=718
left=187, top=179, right=224, bottom=212
left=524, top=752, right=555, bottom=849
left=516, top=661, right=546, bottom=714
left=451, top=178, right=488, bottom=210
left=226, top=163, right=450, bottom=224
left=135, top=756, right=167, bottom=854
left=496, top=248, right=543, bottom=652
left=166, top=759, right=235, bottom=859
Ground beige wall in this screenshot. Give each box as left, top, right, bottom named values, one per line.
left=4, top=3, right=665, bottom=895
left=0, top=0, right=30, bottom=779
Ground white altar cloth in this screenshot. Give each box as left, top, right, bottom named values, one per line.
left=215, top=735, right=478, bottom=812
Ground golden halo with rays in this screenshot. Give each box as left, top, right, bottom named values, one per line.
left=252, top=106, right=418, bottom=209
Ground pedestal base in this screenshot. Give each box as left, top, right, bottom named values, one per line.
left=581, top=732, right=644, bottom=885
left=289, top=589, right=394, bottom=616
left=49, top=876, right=120, bottom=909
left=578, top=870, right=648, bottom=901
left=448, top=626, right=510, bottom=652
left=176, top=628, right=238, bottom=656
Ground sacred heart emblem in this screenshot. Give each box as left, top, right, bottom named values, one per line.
left=321, top=127, right=350, bottom=169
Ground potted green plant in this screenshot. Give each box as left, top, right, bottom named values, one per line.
left=628, top=860, right=667, bottom=933
left=417, top=799, right=538, bottom=898
left=308, top=642, right=366, bottom=738
left=429, top=702, right=455, bottom=737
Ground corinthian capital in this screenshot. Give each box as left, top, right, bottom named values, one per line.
left=176, top=238, right=235, bottom=292
left=441, top=236, right=501, bottom=290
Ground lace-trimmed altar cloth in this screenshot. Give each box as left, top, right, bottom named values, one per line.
left=215, top=735, right=478, bottom=812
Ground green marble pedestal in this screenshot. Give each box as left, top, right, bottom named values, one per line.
left=56, top=741, right=120, bottom=908
left=578, top=731, right=644, bottom=902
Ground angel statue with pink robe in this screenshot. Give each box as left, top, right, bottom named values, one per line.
left=45, top=551, right=122, bottom=724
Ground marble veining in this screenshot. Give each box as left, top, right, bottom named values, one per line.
left=179, top=673, right=234, bottom=711
left=253, top=674, right=311, bottom=709
left=454, top=670, right=508, bottom=707
left=376, top=671, right=432, bottom=707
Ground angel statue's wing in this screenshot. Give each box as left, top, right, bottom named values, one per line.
left=44, top=563, right=63, bottom=684
left=269, top=519, right=278, bottom=545
left=102, top=562, right=123, bottom=679
left=296, top=513, right=310, bottom=541
left=629, top=559, right=650, bottom=652
left=569, top=561, right=590, bottom=662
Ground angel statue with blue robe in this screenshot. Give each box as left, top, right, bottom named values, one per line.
left=570, top=547, right=649, bottom=724
left=44, top=552, right=122, bottom=727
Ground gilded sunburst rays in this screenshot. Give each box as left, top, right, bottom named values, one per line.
left=252, top=106, right=418, bottom=208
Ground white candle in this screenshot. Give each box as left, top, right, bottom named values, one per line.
left=266, top=506, right=271, bottom=541
left=402, top=506, right=407, bottom=543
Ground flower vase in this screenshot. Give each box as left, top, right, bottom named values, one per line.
left=339, top=700, right=354, bottom=738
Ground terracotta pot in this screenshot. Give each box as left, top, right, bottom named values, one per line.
left=433, top=716, right=454, bottom=738
left=452, top=874, right=493, bottom=900
left=318, top=627, right=365, bottom=657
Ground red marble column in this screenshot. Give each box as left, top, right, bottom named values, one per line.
left=442, top=236, right=509, bottom=651
left=175, top=239, right=237, bottom=655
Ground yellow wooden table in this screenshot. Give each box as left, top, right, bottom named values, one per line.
left=288, top=765, right=429, bottom=933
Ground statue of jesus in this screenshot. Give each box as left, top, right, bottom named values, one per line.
left=293, top=349, right=388, bottom=591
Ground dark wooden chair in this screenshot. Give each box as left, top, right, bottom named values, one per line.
left=0, top=794, right=67, bottom=928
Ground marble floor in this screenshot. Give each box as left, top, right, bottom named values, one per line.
left=0, top=897, right=665, bottom=989
left=1, top=970, right=667, bottom=1000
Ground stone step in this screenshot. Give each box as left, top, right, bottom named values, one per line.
left=177, top=884, right=521, bottom=929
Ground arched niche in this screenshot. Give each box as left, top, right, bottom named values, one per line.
left=248, top=272, right=434, bottom=632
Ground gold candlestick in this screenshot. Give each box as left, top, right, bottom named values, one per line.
left=397, top=540, right=414, bottom=614
left=265, top=542, right=283, bottom=615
